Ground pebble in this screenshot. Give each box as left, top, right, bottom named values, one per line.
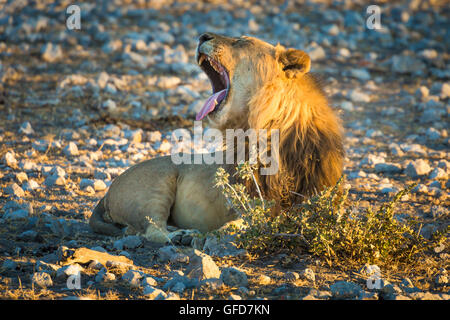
left=2, top=259, right=17, bottom=270
left=4, top=183, right=25, bottom=197
left=101, top=99, right=117, bottom=112
left=93, top=179, right=107, bottom=191
left=41, top=43, right=63, bottom=62
left=56, top=264, right=83, bottom=279
left=113, top=235, right=142, bottom=250
left=330, top=281, right=362, bottom=299
left=348, top=89, right=370, bottom=103
left=220, top=267, right=248, bottom=288
left=63, top=142, right=79, bottom=157
left=300, top=268, right=315, bottom=282
left=374, top=163, right=403, bottom=174
left=121, top=270, right=142, bottom=287
left=405, top=159, right=432, bottom=178
left=185, top=250, right=221, bottom=281
left=31, top=272, right=53, bottom=288
left=95, top=269, right=116, bottom=283
left=19, top=121, right=35, bottom=135
left=143, top=286, right=166, bottom=299
left=141, top=276, right=158, bottom=287
left=3, top=151, right=17, bottom=167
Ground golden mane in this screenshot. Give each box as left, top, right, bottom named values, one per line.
left=247, top=50, right=345, bottom=205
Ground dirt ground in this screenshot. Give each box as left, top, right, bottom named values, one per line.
left=0, top=0, right=448, bottom=300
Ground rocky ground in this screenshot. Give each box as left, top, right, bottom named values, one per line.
left=0, top=0, right=448, bottom=300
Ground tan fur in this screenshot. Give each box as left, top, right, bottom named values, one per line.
left=89, top=33, right=344, bottom=242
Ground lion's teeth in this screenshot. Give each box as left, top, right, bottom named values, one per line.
left=198, top=55, right=206, bottom=65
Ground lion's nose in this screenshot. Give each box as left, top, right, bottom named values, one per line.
left=198, top=33, right=214, bottom=46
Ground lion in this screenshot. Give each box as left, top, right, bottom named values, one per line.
left=89, top=33, right=345, bottom=243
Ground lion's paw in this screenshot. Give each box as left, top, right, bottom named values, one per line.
left=168, top=229, right=202, bottom=246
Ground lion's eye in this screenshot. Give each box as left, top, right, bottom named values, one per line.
left=232, top=38, right=251, bottom=48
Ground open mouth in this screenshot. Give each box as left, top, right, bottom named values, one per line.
left=196, top=53, right=230, bottom=121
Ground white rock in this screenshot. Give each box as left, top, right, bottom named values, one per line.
left=41, top=43, right=63, bottom=62
left=3, top=151, right=17, bottom=167
left=348, top=89, right=371, bottom=103
left=156, top=76, right=181, bottom=89
left=93, top=179, right=107, bottom=191
left=220, top=267, right=248, bottom=287
left=143, top=286, right=166, bottom=299
left=19, top=121, right=35, bottom=135
left=122, top=270, right=142, bottom=287
left=101, top=99, right=117, bottom=112
left=4, top=183, right=25, bottom=197
left=32, top=272, right=53, bottom=288
left=405, top=159, right=432, bottom=178
left=63, top=142, right=79, bottom=157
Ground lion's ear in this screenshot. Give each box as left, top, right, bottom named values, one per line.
left=278, top=49, right=311, bottom=78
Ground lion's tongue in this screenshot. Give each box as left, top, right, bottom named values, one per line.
left=196, top=89, right=227, bottom=121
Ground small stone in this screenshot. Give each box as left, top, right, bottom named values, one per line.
left=171, top=281, right=186, bottom=293
left=284, top=271, right=300, bottom=282
left=415, top=86, right=429, bottom=100
left=101, top=99, right=117, bottom=112
left=340, top=101, right=354, bottom=112
left=97, top=72, right=109, bottom=88
left=307, top=45, right=326, bottom=61
left=330, top=281, right=362, bottom=299
left=255, top=275, right=271, bottom=285
left=41, top=43, right=63, bottom=62
left=435, top=274, right=448, bottom=285
left=389, top=143, right=404, bottom=156
left=56, top=264, right=83, bottom=279
left=348, top=89, right=370, bottom=103
left=405, top=159, right=432, bottom=178
left=96, top=270, right=116, bottom=283
left=147, top=131, right=162, bottom=143
left=122, top=270, right=142, bottom=287
left=4, top=183, right=25, bottom=197
left=94, top=170, right=111, bottom=181
left=374, top=163, right=403, bottom=174
left=3, top=151, right=17, bottom=167
left=18, top=230, right=38, bottom=241
left=2, top=259, right=17, bottom=270
left=164, top=292, right=180, bottom=300
left=142, top=276, right=158, bottom=287
left=63, top=142, right=79, bottom=157
left=88, top=260, right=104, bottom=270
left=19, top=121, right=35, bottom=135
left=93, top=180, right=107, bottom=191
left=15, top=172, right=28, bottom=183
left=156, top=76, right=181, bottom=89
left=4, top=208, right=29, bottom=220
left=143, top=286, right=166, bottom=299
left=229, top=294, right=242, bottom=300
left=360, top=154, right=385, bottom=166
left=220, top=267, right=248, bottom=288
left=300, top=268, right=315, bottom=282
left=426, top=128, right=441, bottom=140
left=185, top=250, right=221, bottom=281
left=104, top=83, right=117, bottom=95
left=158, top=140, right=172, bottom=153
left=31, top=272, right=53, bottom=288
left=44, top=175, right=66, bottom=188
left=113, top=235, right=142, bottom=250
left=79, top=179, right=94, bottom=189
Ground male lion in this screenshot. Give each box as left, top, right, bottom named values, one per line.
left=89, top=33, right=345, bottom=243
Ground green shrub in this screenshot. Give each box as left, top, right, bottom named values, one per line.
left=214, top=163, right=447, bottom=268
